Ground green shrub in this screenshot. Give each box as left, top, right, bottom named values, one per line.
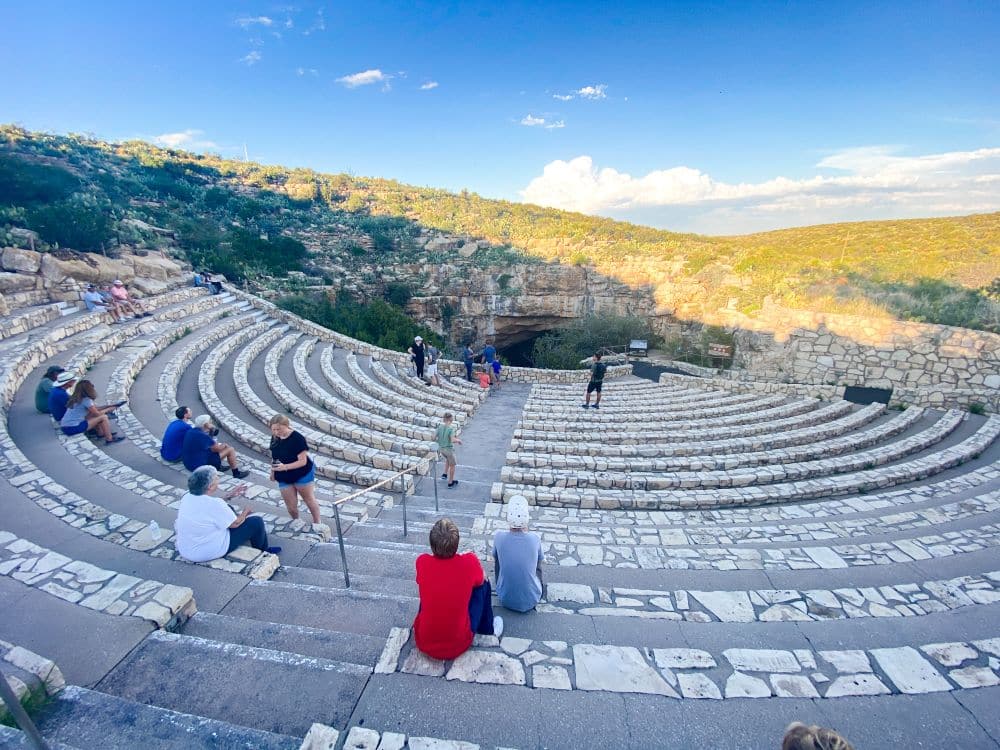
left=0, top=155, right=80, bottom=204
left=27, top=196, right=112, bottom=251
left=384, top=282, right=413, bottom=307
left=531, top=314, right=662, bottom=369
left=969, top=402, right=986, bottom=415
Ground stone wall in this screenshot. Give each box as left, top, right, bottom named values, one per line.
left=0, top=247, right=189, bottom=313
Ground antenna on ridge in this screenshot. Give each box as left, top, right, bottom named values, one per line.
left=243, top=143, right=249, bottom=162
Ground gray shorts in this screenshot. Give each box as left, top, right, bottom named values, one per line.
left=439, top=447, right=456, bottom=466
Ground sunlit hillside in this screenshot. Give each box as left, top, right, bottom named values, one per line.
left=2, top=125, right=998, bottom=332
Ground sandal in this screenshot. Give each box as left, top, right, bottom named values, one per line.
left=106, top=436, right=126, bottom=444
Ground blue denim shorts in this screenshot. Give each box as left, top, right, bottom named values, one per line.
left=278, top=464, right=315, bottom=488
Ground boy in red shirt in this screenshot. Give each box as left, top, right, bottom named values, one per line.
left=413, top=519, right=503, bottom=660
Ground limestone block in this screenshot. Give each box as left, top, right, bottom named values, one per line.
left=0, top=271, right=40, bottom=293
left=2, top=246, right=42, bottom=273
left=130, top=277, right=171, bottom=296
left=300, top=723, right=340, bottom=750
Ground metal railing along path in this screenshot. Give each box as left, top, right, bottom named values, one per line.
left=330, top=453, right=439, bottom=588
left=0, top=667, right=50, bottom=749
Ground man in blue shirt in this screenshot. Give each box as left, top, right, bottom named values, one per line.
left=82, top=285, right=124, bottom=323
left=482, top=342, right=496, bottom=365
left=160, top=406, right=193, bottom=462
left=182, top=414, right=249, bottom=478
left=492, top=495, right=544, bottom=613
left=48, top=371, right=78, bottom=423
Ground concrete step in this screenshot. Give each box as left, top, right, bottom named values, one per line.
left=299, top=542, right=419, bottom=579
left=30, top=684, right=300, bottom=749
left=220, top=580, right=417, bottom=637
left=181, top=611, right=386, bottom=666
left=275, top=564, right=418, bottom=598
left=96, top=629, right=370, bottom=737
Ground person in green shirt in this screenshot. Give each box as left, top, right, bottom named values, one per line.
left=436, top=412, right=463, bottom=488
left=35, top=365, right=65, bottom=413
left=582, top=352, right=608, bottom=409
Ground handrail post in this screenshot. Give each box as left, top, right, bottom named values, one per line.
left=332, top=503, right=350, bottom=589
left=0, top=668, right=51, bottom=750
left=402, top=489, right=408, bottom=537
left=432, top=455, right=439, bottom=513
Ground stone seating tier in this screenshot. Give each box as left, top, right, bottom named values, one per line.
left=346, top=353, right=459, bottom=422
left=370, top=359, right=477, bottom=416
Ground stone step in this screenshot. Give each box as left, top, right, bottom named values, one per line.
left=219, top=580, right=417, bottom=637
left=181, top=611, right=386, bottom=666
left=96, top=630, right=371, bottom=737
left=275, top=564, right=418, bottom=598
left=31, top=685, right=300, bottom=750
left=299, top=542, right=421, bottom=579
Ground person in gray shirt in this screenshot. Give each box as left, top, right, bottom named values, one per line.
left=492, top=495, right=544, bottom=612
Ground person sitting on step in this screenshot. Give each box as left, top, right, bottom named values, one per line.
left=82, top=284, right=126, bottom=324
left=174, top=465, right=280, bottom=562
left=492, top=495, right=544, bottom=612
left=782, top=722, right=854, bottom=750
left=160, top=405, right=193, bottom=462
left=182, top=414, right=249, bottom=478
left=413, top=518, right=503, bottom=660
left=35, top=365, right=65, bottom=414
left=48, top=370, right=78, bottom=423
left=59, top=379, right=125, bottom=444
left=109, top=279, right=152, bottom=317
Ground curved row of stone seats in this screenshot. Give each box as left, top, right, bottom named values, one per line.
left=293, top=339, right=438, bottom=442
left=383, top=624, right=1000, bottom=700
left=512, top=401, right=881, bottom=457
left=502, top=408, right=962, bottom=491
left=142, top=312, right=390, bottom=512
left=0, top=531, right=195, bottom=629
left=395, top=364, right=483, bottom=409
left=200, top=322, right=418, bottom=492
left=346, top=353, right=454, bottom=422
left=233, top=327, right=430, bottom=474
left=477, top=488, right=1000, bottom=555
left=513, top=398, right=856, bottom=450
left=494, top=413, right=1000, bottom=508
left=318, top=346, right=439, bottom=429
left=507, top=403, right=921, bottom=471
left=264, top=333, right=438, bottom=456
left=535, top=568, right=1000, bottom=621
left=530, top=378, right=668, bottom=393
left=521, top=384, right=762, bottom=411
left=0, top=308, right=280, bottom=579
left=370, top=359, right=476, bottom=415
left=519, top=392, right=796, bottom=427
left=0, top=301, right=71, bottom=342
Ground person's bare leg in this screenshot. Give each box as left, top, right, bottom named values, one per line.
left=222, top=446, right=239, bottom=470
left=447, top=459, right=456, bottom=483
left=584, top=388, right=591, bottom=406
left=595, top=390, right=602, bottom=406
left=279, top=486, right=300, bottom=520
left=298, top=484, right=322, bottom=524
left=88, top=414, right=112, bottom=440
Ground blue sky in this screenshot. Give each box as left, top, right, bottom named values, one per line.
left=2, top=0, right=999, bottom=234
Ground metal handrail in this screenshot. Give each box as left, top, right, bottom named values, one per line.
left=0, top=667, right=50, bottom=749
left=330, top=453, right=437, bottom=588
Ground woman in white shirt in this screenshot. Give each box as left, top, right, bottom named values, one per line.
left=174, top=466, right=281, bottom=562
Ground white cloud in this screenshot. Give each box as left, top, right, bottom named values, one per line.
left=240, top=50, right=262, bottom=66
left=303, top=8, right=326, bottom=34
left=420, top=81, right=439, bottom=90
left=296, top=67, right=318, bottom=76
left=337, top=68, right=388, bottom=88
left=520, top=114, right=565, bottom=129
left=521, top=146, right=1000, bottom=232
left=552, top=84, right=608, bottom=101
left=153, top=129, right=218, bottom=150
left=236, top=15, right=273, bottom=28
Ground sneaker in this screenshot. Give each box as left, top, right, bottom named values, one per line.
left=232, top=468, right=250, bottom=479
left=492, top=616, right=504, bottom=639
left=266, top=546, right=282, bottom=555
left=142, top=312, right=153, bottom=317
left=592, top=404, right=600, bottom=409
left=441, top=473, right=448, bottom=480
left=581, top=403, right=589, bottom=409
left=448, top=480, right=458, bottom=488
left=105, top=436, right=126, bottom=444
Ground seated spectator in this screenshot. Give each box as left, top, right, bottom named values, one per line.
left=161, top=406, right=193, bottom=462
left=110, top=280, right=151, bottom=317
left=782, top=722, right=854, bottom=750
left=59, top=379, right=124, bottom=444
left=48, top=371, right=78, bottom=423
left=35, top=365, right=65, bottom=413
left=82, top=284, right=125, bottom=323
left=182, top=414, right=249, bottom=478
left=413, top=518, right=503, bottom=660
left=203, top=271, right=223, bottom=295
left=193, top=271, right=205, bottom=288
left=492, top=496, right=544, bottom=612
left=174, top=465, right=280, bottom=562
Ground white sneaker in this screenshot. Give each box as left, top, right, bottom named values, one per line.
left=493, top=615, right=504, bottom=639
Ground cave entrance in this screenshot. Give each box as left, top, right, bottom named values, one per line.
left=498, top=330, right=552, bottom=367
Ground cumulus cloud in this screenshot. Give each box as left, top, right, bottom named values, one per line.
left=153, top=129, right=218, bottom=150
left=420, top=81, right=439, bottom=90
left=553, top=84, right=608, bottom=101
left=520, top=114, right=565, bottom=129
left=240, top=50, right=262, bottom=66
left=337, top=69, right=388, bottom=88
left=521, top=146, right=1000, bottom=232
left=236, top=15, right=273, bottom=28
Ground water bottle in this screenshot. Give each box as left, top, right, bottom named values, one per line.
left=150, top=520, right=161, bottom=541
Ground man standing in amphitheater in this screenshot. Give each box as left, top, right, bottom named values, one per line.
left=582, top=352, right=607, bottom=409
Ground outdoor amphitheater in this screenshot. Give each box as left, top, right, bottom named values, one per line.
left=2, top=281, right=999, bottom=749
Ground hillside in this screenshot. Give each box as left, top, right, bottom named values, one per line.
left=1, top=125, right=998, bottom=334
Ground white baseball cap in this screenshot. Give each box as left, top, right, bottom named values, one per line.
left=113, top=279, right=123, bottom=285
left=506, top=495, right=531, bottom=529
left=414, top=336, right=423, bottom=342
